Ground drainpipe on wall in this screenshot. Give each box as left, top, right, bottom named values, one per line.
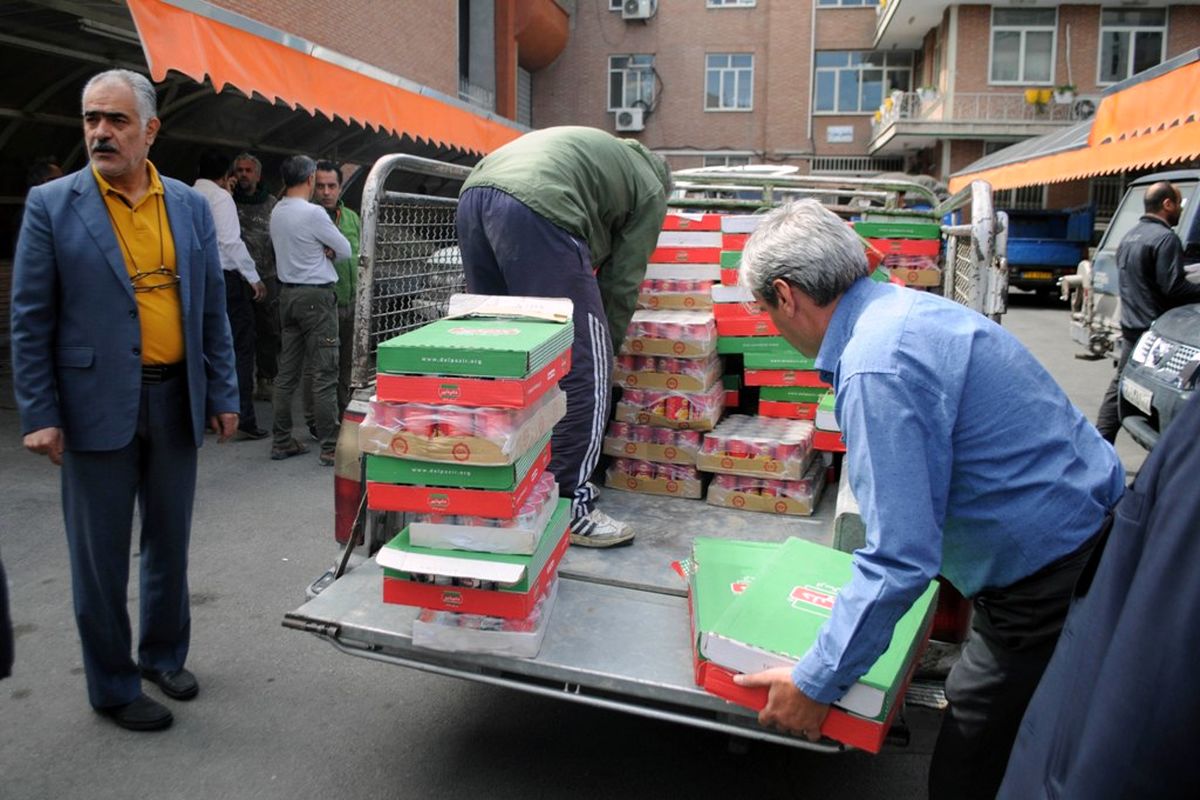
left=806, top=0, right=817, bottom=151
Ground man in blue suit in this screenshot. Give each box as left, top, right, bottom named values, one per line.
left=10, top=69, right=238, bottom=731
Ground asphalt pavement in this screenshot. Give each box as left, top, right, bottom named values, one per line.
left=0, top=291, right=1144, bottom=800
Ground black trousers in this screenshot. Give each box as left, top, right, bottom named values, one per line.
left=928, top=533, right=1103, bottom=800
left=1095, top=334, right=1140, bottom=442
left=456, top=187, right=611, bottom=524
left=225, top=273, right=258, bottom=430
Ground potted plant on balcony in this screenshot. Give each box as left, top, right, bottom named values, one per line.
left=1024, top=88, right=1052, bottom=113
left=917, top=85, right=938, bottom=104
left=1053, top=84, right=1077, bottom=104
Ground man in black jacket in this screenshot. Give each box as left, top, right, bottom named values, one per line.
left=1095, top=181, right=1200, bottom=442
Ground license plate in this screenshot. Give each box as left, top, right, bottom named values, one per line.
left=1122, top=377, right=1154, bottom=416
left=1021, top=271, right=1053, bottom=281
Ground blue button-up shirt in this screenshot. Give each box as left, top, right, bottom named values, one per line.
left=792, top=278, right=1124, bottom=704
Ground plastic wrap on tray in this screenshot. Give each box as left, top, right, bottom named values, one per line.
left=614, top=381, right=725, bottom=431
left=359, top=386, right=566, bottom=465
left=411, top=579, right=558, bottom=659
left=605, top=459, right=704, bottom=499
left=408, top=473, right=558, bottom=554
left=619, top=310, right=717, bottom=359
left=696, top=415, right=815, bottom=480
left=705, top=460, right=827, bottom=516
left=637, top=279, right=715, bottom=311
left=613, top=353, right=722, bottom=392
left=602, top=422, right=702, bottom=465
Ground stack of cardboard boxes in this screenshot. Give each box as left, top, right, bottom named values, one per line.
left=696, top=415, right=825, bottom=517
left=681, top=536, right=939, bottom=752
left=854, top=216, right=942, bottom=290
left=362, top=299, right=574, bottom=658
left=602, top=213, right=729, bottom=499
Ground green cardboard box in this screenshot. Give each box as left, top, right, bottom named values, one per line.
left=690, top=538, right=781, bottom=675
left=720, top=250, right=742, bottom=268
left=378, top=499, right=569, bottom=594
left=366, top=433, right=551, bottom=489
left=759, top=386, right=827, bottom=403
left=852, top=220, right=941, bottom=240
left=377, top=318, right=573, bottom=378
left=701, top=537, right=938, bottom=720
left=717, top=336, right=797, bottom=356
left=744, top=348, right=814, bottom=370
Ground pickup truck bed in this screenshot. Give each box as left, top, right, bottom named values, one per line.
left=285, top=485, right=847, bottom=753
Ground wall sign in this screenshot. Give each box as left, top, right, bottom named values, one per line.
left=826, top=126, right=854, bottom=144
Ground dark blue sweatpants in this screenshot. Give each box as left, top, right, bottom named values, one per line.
left=456, top=187, right=611, bottom=524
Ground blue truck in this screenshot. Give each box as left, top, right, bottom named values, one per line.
left=1003, top=205, right=1094, bottom=296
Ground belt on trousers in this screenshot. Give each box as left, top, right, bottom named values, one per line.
left=141, top=362, right=185, bottom=384
left=280, top=281, right=334, bottom=289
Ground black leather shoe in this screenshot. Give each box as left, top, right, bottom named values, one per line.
left=98, top=694, right=173, bottom=731
left=140, top=667, right=199, bottom=701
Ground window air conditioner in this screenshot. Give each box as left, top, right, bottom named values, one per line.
left=1073, top=97, right=1098, bottom=120
left=615, top=107, right=646, bottom=132
left=622, top=0, right=657, bottom=21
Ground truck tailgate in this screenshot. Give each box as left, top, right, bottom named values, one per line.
left=285, top=489, right=844, bottom=752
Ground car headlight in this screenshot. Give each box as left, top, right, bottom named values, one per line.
left=1129, top=332, right=1157, bottom=365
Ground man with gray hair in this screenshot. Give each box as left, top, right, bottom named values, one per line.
left=730, top=199, right=1124, bottom=799
left=11, top=69, right=239, bottom=730
left=268, top=154, right=351, bottom=464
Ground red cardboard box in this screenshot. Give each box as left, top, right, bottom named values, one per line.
left=701, top=648, right=926, bottom=754
left=662, top=213, right=723, bottom=231
left=867, top=238, right=940, bottom=257
left=376, top=350, right=570, bottom=407
left=744, top=369, right=831, bottom=389
left=720, top=268, right=740, bottom=286
left=715, top=317, right=780, bottom=337
left=367, top=443, right=551, bottom=517
left=759, top=400, right=818, bottom=420
left=725, top=389, right=739, bottom=407
left=814, top=429, right=847, bottom=453
left=722, top=232, right=750, bottom=251
left=382, top=522, right=569, bottom=618
left=649, top=246, right=722, bottom=264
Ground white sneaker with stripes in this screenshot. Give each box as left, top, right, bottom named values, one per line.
left=569, top=509, right=635, bottom=548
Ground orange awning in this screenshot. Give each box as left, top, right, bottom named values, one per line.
left=126, top=0, right=523, bottom=157
left=949, top=51, right=1200, bottom=193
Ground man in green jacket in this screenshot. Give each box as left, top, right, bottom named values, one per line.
left=457, top=126, right=671, bottom=548
left=304, top=160, right=361, bottom=423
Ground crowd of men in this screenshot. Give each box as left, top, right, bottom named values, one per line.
left=6, top=67, right=1197, bottom=797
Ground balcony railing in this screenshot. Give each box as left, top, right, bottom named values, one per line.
left=871, top=90, right=1087, bottom=138
left=458, top=78, right=495, bottom=112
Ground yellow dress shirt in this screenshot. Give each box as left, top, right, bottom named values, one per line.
left=93, top=162, right=184, bottom=365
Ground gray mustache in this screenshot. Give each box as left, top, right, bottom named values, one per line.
left=91, top=142, right=117, bottom=154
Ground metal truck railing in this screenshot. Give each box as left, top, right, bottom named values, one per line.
left=352, top=161, right=1008, bottom=394
left=351, top=154, right=473, bottom=390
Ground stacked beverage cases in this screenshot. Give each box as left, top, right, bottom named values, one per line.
left=853, top=216, right=943, bottom=290
left=698, top=415, right=826, bottom=516
left=603, top=213, right=730, bottom=498
left=365, top=308, right=574, bottom=658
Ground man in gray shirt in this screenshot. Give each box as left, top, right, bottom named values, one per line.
left=268, top=155, right=352, bottom=465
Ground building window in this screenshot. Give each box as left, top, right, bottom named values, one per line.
left=702, top=154, right=753, bottom=167
left=1098, top=9, right=1166, bottom=84
left=814, top=51, right=913, bottom=114
left=817, top=0, right=879, bottom=6
left=608, top=0, right=622, bottom=10
left=705, top=54, right=754, bottom=111
left=990, top=8, right=1056, bottom=84
left=1090, top=174, right=1127, bottom=223
left=707, top=0, right=757, bottom=7
left=609, top=55, right=656, bottom=111
left=994, top=185, right=1047, bottom=211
